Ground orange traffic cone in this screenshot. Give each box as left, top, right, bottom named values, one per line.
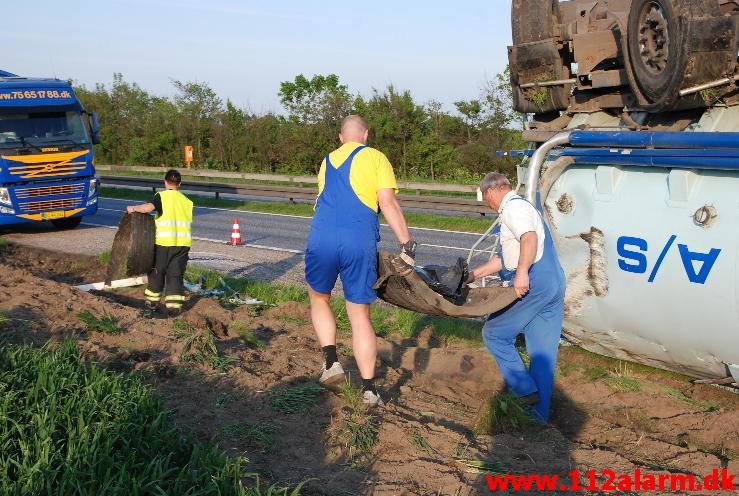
left=230, top=217, right=242, bottom=245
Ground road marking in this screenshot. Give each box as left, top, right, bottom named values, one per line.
left=84, top=220, right=475, bottom=256
left=100, top=197, right=488, bottom=236
left=81, top=221, right=304, bottom=255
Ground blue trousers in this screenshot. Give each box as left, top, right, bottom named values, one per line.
left=482, top=271, right=565, bottom=421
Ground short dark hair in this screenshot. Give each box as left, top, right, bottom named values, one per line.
left=165, top=169, right=182, bottom=184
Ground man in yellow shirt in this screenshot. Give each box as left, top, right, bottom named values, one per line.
left=305, top=115, right=416, bottom=406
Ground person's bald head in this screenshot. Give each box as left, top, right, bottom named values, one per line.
left=339, top=115, right=369, bottom=144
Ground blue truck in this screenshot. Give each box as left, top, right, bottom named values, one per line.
left=0, top=69, right=100, bottom=229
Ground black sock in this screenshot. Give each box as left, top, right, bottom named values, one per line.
left=362, top=378, right=376, bottom=394
left=322, top=345, right=338, bottom=368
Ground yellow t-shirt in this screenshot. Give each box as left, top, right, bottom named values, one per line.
left=316, top=142, right=399, bottom=212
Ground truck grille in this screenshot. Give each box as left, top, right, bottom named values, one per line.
left=2, top=150, right=89, bottom=179
left=18, top=197, right=81, bottom=213
left=15, top=183, right=85, bottom=199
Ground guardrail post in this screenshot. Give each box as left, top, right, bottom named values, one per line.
left=215, top=192, right=220, bottom=200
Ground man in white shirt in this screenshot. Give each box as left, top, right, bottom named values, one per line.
left=468, top=172, right=566, bottom=421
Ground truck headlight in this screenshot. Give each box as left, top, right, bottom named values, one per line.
left=88, top=179, right=100, bottom=198
left=0, top=206, right=14, bottom=214
left=0, top=188, right=10, bottom=205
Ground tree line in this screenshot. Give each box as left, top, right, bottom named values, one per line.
left=75, top=71, right=524, bottom=184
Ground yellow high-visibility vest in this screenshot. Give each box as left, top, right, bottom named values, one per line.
left=155, top=190, right=193, bottom=247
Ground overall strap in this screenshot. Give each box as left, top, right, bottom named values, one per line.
left=342, top=145, right=366, bottom=166
left=324, top=145, right=366, bottom=171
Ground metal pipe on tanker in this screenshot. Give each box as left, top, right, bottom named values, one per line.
left=519, top=78, right=578, bottom=89
left=679, top=74, right=739, bottom=97
left=525, top=132, right=572, bottom=203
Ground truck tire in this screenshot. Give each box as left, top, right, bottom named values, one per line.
left=51, top=217, right=82, bottom=230
left=509, top=39, right=572, bottom=113
left=105, top=212, right=155, bottom=284
left=626, top=0, right=734, bottom=111
left=511, top=0, right=559, bottom=44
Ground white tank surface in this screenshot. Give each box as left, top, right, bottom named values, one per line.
left=529, top=108, right=739, bottom=382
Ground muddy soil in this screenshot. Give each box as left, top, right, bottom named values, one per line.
left=0, top=243, right=737, bottom=496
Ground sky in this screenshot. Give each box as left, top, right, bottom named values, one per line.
left=4, top=0, right=513, bottom=114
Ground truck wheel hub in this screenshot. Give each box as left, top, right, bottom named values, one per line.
left=638, top=2, right=670, bottom=75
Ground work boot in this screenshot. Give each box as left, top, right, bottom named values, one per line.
left=362, top=389, right=385, bottom=407
left=167, top=307, right=182, bottom=318
left=319, top=362, right=346, bottom=390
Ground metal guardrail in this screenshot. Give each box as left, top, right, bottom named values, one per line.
left=98, top=175, right=495, bottom=216
left=95, top=165, right=480, bottom=195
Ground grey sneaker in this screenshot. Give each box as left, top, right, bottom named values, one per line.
left=319, top=362, right=346, bottom=390
left=362, top=390, right=385, bottom=407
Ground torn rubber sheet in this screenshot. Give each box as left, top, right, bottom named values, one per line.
left=374, top=251, right=518, bottom=318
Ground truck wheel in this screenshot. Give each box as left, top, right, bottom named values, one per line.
left=105, top=212, right=155, bottom=283
left=511, top=0, right=559, bottom=44
left=626, top=0, right=728, bottom=110
left=51, top=217, right=82, bottom=230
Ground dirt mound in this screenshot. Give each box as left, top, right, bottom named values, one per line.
left=182, top=298, right=235, bottom=337
left=1, top=248, right=737, bottom=495
left=0, top=242, right=107, bottom=284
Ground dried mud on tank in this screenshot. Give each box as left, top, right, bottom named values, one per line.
left=0, top=243, right=737, bottom=495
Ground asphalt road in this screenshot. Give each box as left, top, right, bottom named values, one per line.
left=86, top=197, right=494, bottom=267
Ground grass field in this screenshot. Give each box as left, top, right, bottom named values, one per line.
left=0, top=340, right=301, bottom=495
left=185, top=266, right=484, bottom=347
left=100, top=188, right=493, bottom=233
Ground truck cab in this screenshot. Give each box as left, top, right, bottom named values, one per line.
left=0, top=71, right=100, bottom=229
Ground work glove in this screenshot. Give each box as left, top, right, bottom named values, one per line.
left=399, top=239, right=418, bottom=267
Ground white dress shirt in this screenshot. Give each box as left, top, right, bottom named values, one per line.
left=498, top=191, right=545, bottom=270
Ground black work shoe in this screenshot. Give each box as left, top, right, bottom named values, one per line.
left=519, top=392, right=541, bottom=407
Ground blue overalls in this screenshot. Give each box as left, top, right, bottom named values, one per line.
left=305, top=145, right=380, bottom=304
left=482, top=197, right=566, bottom=421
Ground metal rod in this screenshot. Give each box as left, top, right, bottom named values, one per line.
left=520, top=78, right=577, bottom=89
left=525, top=132, right=572, bottom=203
left=679, top=74, right=739, bottom=97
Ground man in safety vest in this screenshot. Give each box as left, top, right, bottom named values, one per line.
left=127, top=169, right=194, bottom=316
left=305, top=115, right=417, bottom=406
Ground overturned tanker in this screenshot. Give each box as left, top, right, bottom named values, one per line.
left=503, top=1, right=739, bottom=384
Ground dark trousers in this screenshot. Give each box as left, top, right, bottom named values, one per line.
left=145, top=245, right=190, bottom=309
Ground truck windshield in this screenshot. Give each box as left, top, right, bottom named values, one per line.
left=0, top=111, right=90, bottom=149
